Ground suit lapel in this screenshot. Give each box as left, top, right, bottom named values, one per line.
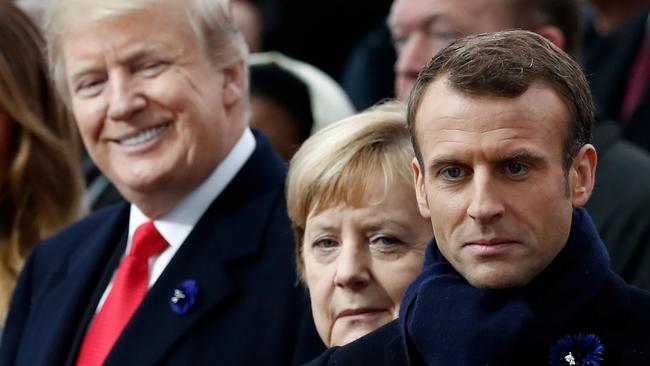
left=29, top=204, right=130, bottom=366
left=105, top=131, right=287, bottom=364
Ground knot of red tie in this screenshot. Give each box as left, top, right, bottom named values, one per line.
left=130, top=221, right=169, bottom=260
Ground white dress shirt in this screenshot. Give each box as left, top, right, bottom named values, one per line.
left=95, top=128, right=256, bottom=311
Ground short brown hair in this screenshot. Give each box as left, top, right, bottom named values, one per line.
left=407, top=30, right=593, bottom=171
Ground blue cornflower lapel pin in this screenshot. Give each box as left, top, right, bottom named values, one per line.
left=549, top=333, right=605, bottom=366
left=170, top=279, right=198, bottom=314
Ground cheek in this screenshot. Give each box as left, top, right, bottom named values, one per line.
left=303, top=259, right=335, bottom=343
left=376, top=257, right=423, bottom=307
left=72, top=100, right=104, bottom=143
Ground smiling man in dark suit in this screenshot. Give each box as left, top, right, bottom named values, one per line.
left=0, top=0, right=323, bottom=365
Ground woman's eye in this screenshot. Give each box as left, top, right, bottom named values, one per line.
left=370, top=235, right=400, bottom=246
left=313, top=238, right=338, bottom=249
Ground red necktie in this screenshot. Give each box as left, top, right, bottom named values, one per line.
left=76, top=221, right=168, bottom=366
left=621, top=34, right=650, bottom=121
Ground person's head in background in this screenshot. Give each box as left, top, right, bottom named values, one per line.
left=585, top=0, right=650, bottom=34
left=248, top=52, right=356, bottom=161
left=0, top=2, right=83, bottom=321
left=389, top=0, right=580, bottom=101
left=287, top=102, right=433, bottom=347
left=249, top=63, right=313, bottom=161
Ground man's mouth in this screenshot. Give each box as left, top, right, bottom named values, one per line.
left=116, top=123, right=170, bottom=146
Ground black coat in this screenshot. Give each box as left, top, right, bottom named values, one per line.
left=1, top=131, right=324, bottom=366
left=306, top=209, right=650, bottom=366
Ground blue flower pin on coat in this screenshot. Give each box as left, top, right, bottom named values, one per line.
left=170, top=280, right=198, bottom=314
left=549, top=333, right=605, bottom=366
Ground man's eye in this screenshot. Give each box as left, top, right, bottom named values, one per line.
left=75, top=78, right=105, bottom=97
left=137, top=62, right=165, bottom=77
left=440, top=166, right=464, bottom=180
left=506, top=162, right=527, bottom=175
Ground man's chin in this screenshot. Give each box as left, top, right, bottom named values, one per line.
left=461, top=266, right=536, bottom=290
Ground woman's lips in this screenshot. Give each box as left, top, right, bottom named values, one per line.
left=336, top=308, right=386, bottom=319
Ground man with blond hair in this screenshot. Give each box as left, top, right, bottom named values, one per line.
left=0, top=0, right=323, bottom=365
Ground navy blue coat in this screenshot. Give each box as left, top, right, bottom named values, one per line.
left=306, top=209, right=650, bottom=366
left=0, top=132, right=324, bottom=365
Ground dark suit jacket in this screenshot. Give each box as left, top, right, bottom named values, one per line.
left=0, top=131, right=324, bottom=365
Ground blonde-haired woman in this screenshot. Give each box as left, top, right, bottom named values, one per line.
left=0, top=3, right=84, bottom=324
left=287, top=101, right=432, bottom=347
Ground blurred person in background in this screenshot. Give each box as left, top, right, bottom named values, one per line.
left=582, top=0, right=650, bottom=152
left=249, top=52, right=356, bottom=161
left=287, top=102, right=432, bottom=347
left=0, top=1, right=84, bottom=328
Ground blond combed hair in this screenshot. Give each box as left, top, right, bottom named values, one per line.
left=0, top=3, right=84, bottom=322
left=44, top=0, right=249, bottom=105
left=287, top=101, right=415, bottom=281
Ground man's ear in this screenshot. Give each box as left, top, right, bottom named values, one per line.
left=534, top=25, right=566, bottom=51
left=413, top=157, right=432, bottom=219
left=569, top=144, right=597, bottom=208
left=221, top=60, right=246, bottom=107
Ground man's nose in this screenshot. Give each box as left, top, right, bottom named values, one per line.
left=334, top=242, right=371, bottom=291
left=394, top=33, right=432, bottom=100
left=107, top=72, right=146, bottom=121
left=467, top=172, right=505, bottom=224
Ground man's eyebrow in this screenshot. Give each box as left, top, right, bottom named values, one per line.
left=494, top=149, right=547, bottom=166
left=118, top=43, right=167, bottom=63
left=426, top=155, right=466, bottom=174
left=388, top=13, right=438, bottom=36
left=425, top=149, right=548, bottom=173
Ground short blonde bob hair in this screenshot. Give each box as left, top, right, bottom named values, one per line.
left=44, top=0, right=249, bottom=103
left=287, top=101, right=415, bottom=280
left=0, top=3, right=84, bottom=322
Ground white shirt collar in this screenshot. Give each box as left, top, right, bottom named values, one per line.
left=127, top=128, right=256, bottom=250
